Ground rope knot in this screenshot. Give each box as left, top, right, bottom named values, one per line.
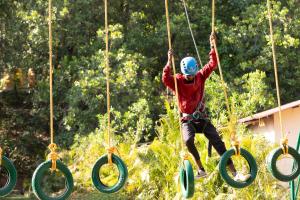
left=231, top=140, right=241, bottom=156
left=280, top=137, right=289, bottom=154
left=182, top=154, right=189, bottom=160
left=180, top=151, right=189, bottom=160
left=106, top=147, right=120, bottom=165
left=48, top=143, right=59, bottom=171
left=49, top=143, right=57, bottom=151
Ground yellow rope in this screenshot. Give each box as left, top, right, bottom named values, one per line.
left=0, top=147, right=2, bottom=165
left=211, top=0, right=239, bottom=151
left=47, top=0, right=59, bottom=170
left=211, top=0, right=215, bottom=34
left=165, top=0, right=188, bottom=159
left=48, top=0, right=54, bottom=145
left=104, top=0, right=111, bottom=148
left=104, top=0, right=119, bottom=164
left=266, top=0, right=288, bottom=153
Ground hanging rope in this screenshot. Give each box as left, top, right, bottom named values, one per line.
left=91, top=3, right=128, bottom=191
left=165, top=0, right=186, bottom=155
left=182, top=0, right=203, bottom=67
left=48, top=0, right=54, bottom=145
left=104, top=0, right=118, bottom=165
left=266, top=0, right=288, bottom=153
left=104, top=0, right=111, bottom=148
left=211, top=0, right=239, bottom=152
left=47, top=0, right=59, bottom=171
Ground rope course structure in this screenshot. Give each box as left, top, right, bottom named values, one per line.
left=265, top=0, right=300, bottom=183
left=165, top=0, right=195, bottom=198
left=31, top=0, right=74, bottom=199
left=92, top=0, right=128, bottom=194
left=209, top=0, right=257, bottom=188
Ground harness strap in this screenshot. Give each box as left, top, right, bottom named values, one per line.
left=181, top=98, right=208, bottom=121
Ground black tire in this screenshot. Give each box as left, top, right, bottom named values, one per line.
left=219, top=148, right=257, bottom=188
left=266, top=146, right=300, bottom=182
left=32, top=160, right=74, bottom=200
left=92, top=154, right=128, bottom=193
left=179, top=160, right=194, bottom=198
left=0, top=156, right=17, bottom=197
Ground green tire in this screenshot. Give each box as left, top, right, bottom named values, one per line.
left=0, top=156, right=17, bottom=197
left=92, top=154, right=128, bottom=193
left=266, top=146, right=300, bottom=182
left=179, top=160, right=194, bottom=199
left=219, top=148, right=257, bottom=188
left=32, top=160, right=74, bottom=200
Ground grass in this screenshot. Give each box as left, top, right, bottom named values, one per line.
left=1, top=192, right=130, bottom=200
left=1, top=195, right=34, bottom=200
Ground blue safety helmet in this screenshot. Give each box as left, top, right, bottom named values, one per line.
left=180, top=57, right=198, bottom=75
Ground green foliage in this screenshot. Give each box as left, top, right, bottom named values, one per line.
left=0, top=0, right=299, bottom=198
left=65, top=100, right=290, bottom=199
left=220, top=0, right=300, bottom=104
left=231, top=70, right=275, bottom=118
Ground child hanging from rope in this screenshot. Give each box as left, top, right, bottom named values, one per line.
left=162, top=32, right=250, bottom=181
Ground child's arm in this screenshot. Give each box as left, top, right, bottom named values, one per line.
left=198, top=48, right=217, bottom=80
left=198, top=33, right=217, bottom=80
left=162, top=49, right=176, bottom=91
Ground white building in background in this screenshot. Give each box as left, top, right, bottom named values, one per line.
left=239, top=100, right=300, bottom=186
left=239, top=100, right=300, bottom=148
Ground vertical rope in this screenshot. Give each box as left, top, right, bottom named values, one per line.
left=48, top=0, right=59, bottom=171
left=48, top=0, right=54, bottom=145
left=165, top=0, right=185, bottom=152
left=212, top=0, right=215, bottom=33
left=182, top=0, right=203, bottom=67
left=211, top=0, right=231, bottom=118
left=267, top=0, right=285, bottom=140
left=212, top=43, right=231, bottom=117
left=211, top=0, right=237, bottom=144
left=104, top=0, right=111, bottom=148
left=103, top=0, right=118, bottom=165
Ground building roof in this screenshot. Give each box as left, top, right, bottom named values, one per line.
left=239, top=100, right=300, bottom=123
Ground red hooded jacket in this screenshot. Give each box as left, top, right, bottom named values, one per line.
left=162, top=49, right=217, bottom=114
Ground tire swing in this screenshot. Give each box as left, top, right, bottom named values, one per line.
left=210, top=0, right=257, bottom=188
left=91, top=0, right=128, bottom=193
left=179, top=159, right=194, bottom=198
left=165, top=0, right=194, bottom=198
left=31, top=1, right=74, bottom=199
left=0, top=148, right=17, bottom=197
left=265, top=0, right=300, bottom=182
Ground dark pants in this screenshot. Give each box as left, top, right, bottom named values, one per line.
left=182, top=119, right=232, bottom=165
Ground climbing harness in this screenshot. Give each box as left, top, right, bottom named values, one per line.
left=209, top=0, right=257, bottom=188
left=31, top=0, right=74, bottom=199
left=265, top=0, right=300, bottom=182
left=181, top=94, right=208, bottom=122
left=91, top=0, right=128, bottom=193
left=165, top=0, right=194, bottom=198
